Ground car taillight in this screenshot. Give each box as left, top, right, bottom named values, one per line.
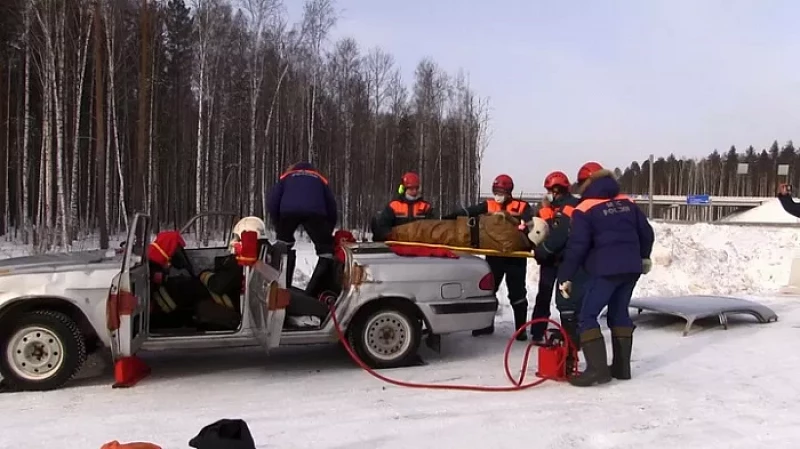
left=478, top=272, right=494, bottom=291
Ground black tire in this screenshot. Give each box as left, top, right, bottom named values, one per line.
left=347, top=302, right=422, bottom=369
left=0, top=310, right=87, bottom=391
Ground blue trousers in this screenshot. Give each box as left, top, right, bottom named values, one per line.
left=578, top=273, right=640, bottom=334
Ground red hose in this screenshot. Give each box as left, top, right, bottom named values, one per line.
left=330, top=307, right=578, bottom=392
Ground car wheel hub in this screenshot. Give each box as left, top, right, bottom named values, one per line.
left=6, top=326, right=65, bottom=381
left=364, top=311, right=412, bottom=362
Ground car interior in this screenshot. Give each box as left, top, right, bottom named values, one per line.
left=145, top=218, right=347, bottom=337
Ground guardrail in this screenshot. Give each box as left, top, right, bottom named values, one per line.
left=478, top=192, right=773, bottom=207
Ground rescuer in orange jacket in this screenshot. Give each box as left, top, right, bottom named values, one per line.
left=528, top=171, right=583, bottom=370
left=442, top=174, right=533, bottom=340
left=371, top=172, right=436, bottom=242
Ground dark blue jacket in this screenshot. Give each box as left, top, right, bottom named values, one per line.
left=557, top=170, right=654, bottom=280
left=535, top=193, right=580, bottom=265
left=266, top=162, right=338, bottom=225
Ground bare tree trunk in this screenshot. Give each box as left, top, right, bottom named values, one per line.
left=94, top=1, right=108, bottom=248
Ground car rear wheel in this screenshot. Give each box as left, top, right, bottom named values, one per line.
left=348, top=304, right=422, bottom=369
left=0, top=310, right=87, bottom=391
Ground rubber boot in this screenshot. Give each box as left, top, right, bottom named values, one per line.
left=305, top=257, right=334, bottom=297
left=512, top=303, right=528, bottom=341
left=285, top=249, right=297, bottom=289
left=559, top=312, right=581, bottom=376
left=609, top=326, right=633, bottom=380
left=568, top=328, right=612, bottom=387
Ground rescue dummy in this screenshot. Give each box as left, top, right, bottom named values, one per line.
left=147, top=230, right=199, bottom=330
left=441, top=174, right=535, bottom=339
left=371, top=171, right=436, bottom=242
left=387, top=212, right=545, bottom=253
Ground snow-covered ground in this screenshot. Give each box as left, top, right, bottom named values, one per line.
left=1, top=217, right=800, bottom=448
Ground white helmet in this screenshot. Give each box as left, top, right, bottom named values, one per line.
left=229, top=216, right=267, bottom=253
left=526, top=217, right=550, bottom=247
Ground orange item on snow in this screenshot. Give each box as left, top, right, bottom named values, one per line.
left=100, top=440, right=162, bottom=449
left=147, top=230, right=186, bottom=268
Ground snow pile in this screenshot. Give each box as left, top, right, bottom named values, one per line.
left=633, top=222, right=800, bottom=296
left=499, top=221, right=800, bottom=303
left=723, top=198, right=800, bottom=224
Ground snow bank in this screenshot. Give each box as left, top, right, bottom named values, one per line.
left=722, top=198, right=800, bottom=224
left=501, top=221, right=800, bottom=301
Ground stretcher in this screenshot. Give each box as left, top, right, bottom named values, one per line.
left=384, top=240, right=536, bottom=258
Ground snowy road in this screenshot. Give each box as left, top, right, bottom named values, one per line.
left=1, top=295, right=798, bottom=449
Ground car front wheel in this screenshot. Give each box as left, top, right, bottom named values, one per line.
left=348, top=304, right=422, bottom=369
left=0, top=310, right=87, bottom=391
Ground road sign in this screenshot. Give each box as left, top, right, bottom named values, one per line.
left=686, top=194, right=710, bottom=205
left=778, top=164, right=790, bottom=176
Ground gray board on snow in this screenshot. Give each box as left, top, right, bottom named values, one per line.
left=628, top=295, right=778, bottom=336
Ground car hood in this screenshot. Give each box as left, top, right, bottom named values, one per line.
left=0, top=249, right=124, bottom=274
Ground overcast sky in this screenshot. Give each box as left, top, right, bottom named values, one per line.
left=286, top=0, right=800, bottom=193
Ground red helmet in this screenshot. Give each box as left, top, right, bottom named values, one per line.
left=401, top=172, right=420, bottom=189
left=492, top=174, right=514, bottom=193
left=544, top=171, right=570, bottom=190
left=577, top=162, right=603, bottom=184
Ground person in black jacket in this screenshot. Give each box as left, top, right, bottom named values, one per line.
left=529, top=171, right=582, bottom=348
left=371, top=172, right=436, bottom=241
left=777, top=183, right=800, bottom=217
left=442, top=174, right=533, bottom=340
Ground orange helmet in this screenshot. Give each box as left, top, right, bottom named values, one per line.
left=492, top=174, right=514, bottom=194
left=401, top=172, right=420, bottom=189
left=577, top=162, right=603, bottom=184
left=544, top=171, right=570, bottom=190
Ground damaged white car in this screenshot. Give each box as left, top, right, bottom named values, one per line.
left=0, top=212, right=501, bottom=391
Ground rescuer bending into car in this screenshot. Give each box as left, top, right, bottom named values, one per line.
left=267, top=161, right=338, bottom=289
left=442, top=174, right=533, bottom=340
left=557, top=162, right=655, bottom=387
left=371, top=171, right=436, bottom=242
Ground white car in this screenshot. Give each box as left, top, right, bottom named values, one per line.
left=0, top=212, right=499, bottom=391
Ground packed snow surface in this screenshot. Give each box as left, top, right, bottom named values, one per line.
left=1, top=221, right=799, bottom=448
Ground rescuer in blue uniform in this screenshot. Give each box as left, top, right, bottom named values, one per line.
left=267, top=161, right=338, bottom=289
left=557, top=162, right=655, bottom=387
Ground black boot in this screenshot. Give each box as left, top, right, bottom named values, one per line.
left=568, top=328, right=612, bottom=387
left=560, top=312, right=581, bottom=376
left=305, top=257, right=334, bottom=297
left=609, top=326, right=633, bottom=380
left=512, top=304, right=528, bottom=341
left=285, top=249, right=297, bottom=289
left=472, top=324, right=495, bottom=336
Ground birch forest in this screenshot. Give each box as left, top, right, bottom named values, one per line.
left=0, top=0, right=489, bottom=250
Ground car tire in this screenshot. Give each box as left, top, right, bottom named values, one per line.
left=0, top=310, right=87, bottom=391
left=348, top=303, right=422, bottom=369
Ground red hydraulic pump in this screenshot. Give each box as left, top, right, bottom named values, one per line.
left=535, top=328, right=579, bottom=381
